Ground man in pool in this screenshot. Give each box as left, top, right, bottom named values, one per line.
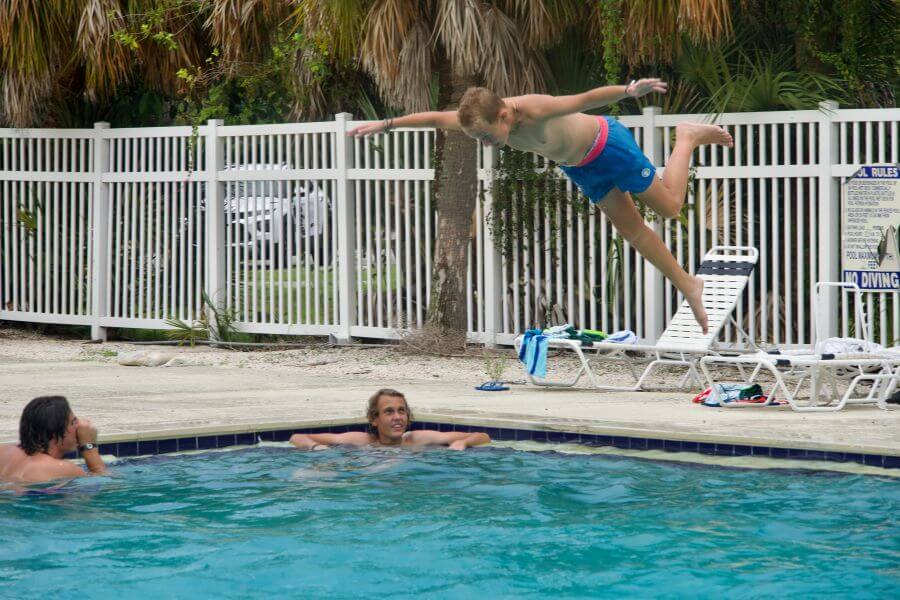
left=348, top=79, right=735, bottom=333
left=0, top=396, right=108, bottom=483
left=290, top=388, right=490, bottom=450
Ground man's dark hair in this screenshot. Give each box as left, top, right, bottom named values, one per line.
left=19, top=396, right=72, bottom=455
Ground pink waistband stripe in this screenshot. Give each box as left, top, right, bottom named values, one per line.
left=574, top=117, right=609, bottom=168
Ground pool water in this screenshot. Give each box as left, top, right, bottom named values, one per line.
left=1, top=446, right=898, bottom=598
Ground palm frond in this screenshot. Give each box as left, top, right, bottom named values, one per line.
left=478, top=6, right=550, bottom=96
left=127, top=0, right=207, bottom=96
left=389, top=21, right=433, bottom=112
left=497, top=0, right=579, bottom=49
left=291, top=0, right=370, bottom=63
left=290, top=46, right=329, bottom=119
left=434, top=0, right=485, bottom=74
left=360, top=0, right=419, bottom=95
left=0, top=0, right=76, bottom=125
left=206, top=0, right=287, bottom=73
left=614, top=0, right=735, bottom=67
left=78, top=0, right=130, bottom=101
left=623, top=0, right=680, bottom=66
left=678, top=0, right=733, bottom=44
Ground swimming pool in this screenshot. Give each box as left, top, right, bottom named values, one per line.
left=1, top=445, right=898, bottom=598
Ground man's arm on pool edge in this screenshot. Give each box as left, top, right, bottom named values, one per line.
left=406, top=430, right=491, bottom=450
left=290, top=432, right=370, bottom=450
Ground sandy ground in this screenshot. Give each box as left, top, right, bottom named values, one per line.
left=0, top=322, right=692, bottom=389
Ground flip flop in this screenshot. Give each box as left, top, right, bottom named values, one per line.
left=475, top=381, right=510, bottom=392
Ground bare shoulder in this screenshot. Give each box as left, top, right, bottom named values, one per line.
left=505, top=94, right=554, bottom=117
left=23, top=455, right=84, bottom=483
left=0, top=444, right=17, bottom=461
left=0, top=444, right=20, bottom=479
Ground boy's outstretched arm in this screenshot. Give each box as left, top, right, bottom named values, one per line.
left=348, top=111, right=462, bottom=137
left=521, top=78, right=667, bottom=119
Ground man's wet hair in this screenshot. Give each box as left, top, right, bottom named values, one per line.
left=19, top=396, right=72, bottom=455
left=366, top=388, right=413, bottom=434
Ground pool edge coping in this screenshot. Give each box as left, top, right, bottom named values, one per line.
left=26, top=412, right=898, bottom=469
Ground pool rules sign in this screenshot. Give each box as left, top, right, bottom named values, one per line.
left=841, top=165, right=900, bottom=291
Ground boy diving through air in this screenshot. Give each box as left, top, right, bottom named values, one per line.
left=348, top=79, right=734, bottom=333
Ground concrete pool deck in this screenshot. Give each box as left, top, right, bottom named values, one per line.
left=1, top=355, right=897, bottom=458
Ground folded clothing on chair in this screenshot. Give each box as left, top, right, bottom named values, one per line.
left=814, top=337, right=884, bottom=355
left=541, top=324, right=608, bottom=346
left=692, top=383, right=783, bottom=406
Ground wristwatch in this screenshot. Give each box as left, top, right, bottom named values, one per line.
left=78, top=443, right=97, bottom=453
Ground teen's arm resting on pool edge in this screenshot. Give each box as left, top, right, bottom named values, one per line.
left=405, top=430, right=491, bottom=451
left=289, top=431, right=370, bottom=450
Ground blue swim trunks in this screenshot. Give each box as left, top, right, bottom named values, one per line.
left=559, top=116, right=656, bottom=203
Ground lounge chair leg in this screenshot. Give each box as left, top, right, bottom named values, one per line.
left=748, top=363, right=763, bottom=383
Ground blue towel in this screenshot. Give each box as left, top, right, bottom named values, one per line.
left=531, top=335, right=548, bottom=378
left=524, top=333, right=537, bottom=369
left=518, top=329, right=541, bottom=362
left=518, top=329, right=548, bottom=378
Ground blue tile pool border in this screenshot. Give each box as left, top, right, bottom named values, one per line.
left=87, top=422, right=900, bottom=470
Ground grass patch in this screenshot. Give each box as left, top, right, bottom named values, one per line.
left=230, top=265, right=402, bottom=323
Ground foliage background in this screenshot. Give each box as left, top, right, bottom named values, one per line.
left=0, top=0, right=894, bottom=128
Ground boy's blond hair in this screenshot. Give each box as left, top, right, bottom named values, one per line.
left=458, top=87, right=505, bottom=129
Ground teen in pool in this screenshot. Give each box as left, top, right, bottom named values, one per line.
left=290, top=389, right=490, bottom=450
left=0, top=396, right=108, bottom=484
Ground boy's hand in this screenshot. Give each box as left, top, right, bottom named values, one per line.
left=347, top=120, right=389, bottom=137
left=626, top=78, right=668, bottom=98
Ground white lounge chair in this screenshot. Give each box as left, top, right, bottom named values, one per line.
left=514, top=245, right=759, bottom=391
left=699, top=351, right=900, bottom=411
left=698, top=281, right=900, bottom=411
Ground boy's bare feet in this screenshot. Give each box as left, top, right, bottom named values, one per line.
left=675, top=122, right=733, bottom=147
left=685, top=276, right=708, bottom=334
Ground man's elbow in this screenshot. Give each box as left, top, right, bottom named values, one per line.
left=289, top=434, right=310, bottom=448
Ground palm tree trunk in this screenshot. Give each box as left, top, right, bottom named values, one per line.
left=425, top=54, right=478, bottom=349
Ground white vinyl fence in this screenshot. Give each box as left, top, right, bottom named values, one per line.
left=1, top=105, right=898, bottom=347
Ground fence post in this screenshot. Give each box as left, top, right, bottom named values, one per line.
left=334, top=113, right=357, bottom=343
left=90, top=122, right=110, bottom=341
left=204, top=119, right=226, bottom=336
left=641, top=106, right=665, bottom=342
left=816, top=101, right=840, bottom=341
left=481, top=144, right=502, bottom=347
